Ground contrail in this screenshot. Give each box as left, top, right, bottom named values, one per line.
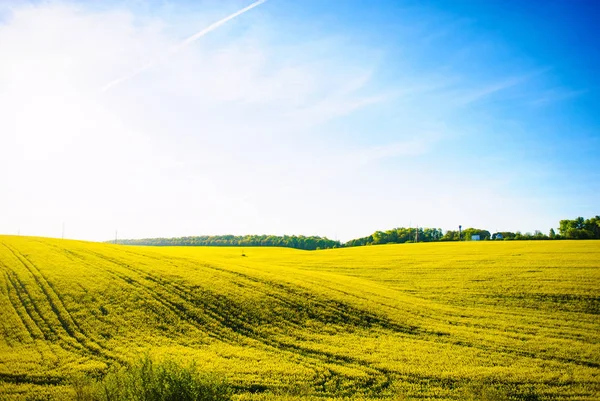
left=100, top=0, right=268, bottom=93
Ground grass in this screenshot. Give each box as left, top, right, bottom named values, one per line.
left=71, top=354, right=232, bottom=401
left=0, top=236, right=599, bottom=400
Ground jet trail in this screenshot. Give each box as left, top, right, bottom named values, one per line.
left=100, top=0, right=268, bottom=93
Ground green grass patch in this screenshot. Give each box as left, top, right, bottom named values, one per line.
left=72, top=355, right=232, bottom=401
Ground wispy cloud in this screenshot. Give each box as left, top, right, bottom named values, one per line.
left=453, top=75, right=530, bottom=106
left=100, top=0, right=268, bottom=92
left=351, top=135, right=437, bottom=164
left=528, top=88, right=587, bottom=106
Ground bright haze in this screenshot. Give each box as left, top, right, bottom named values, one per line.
left=1, top=0, right=598, bottom=242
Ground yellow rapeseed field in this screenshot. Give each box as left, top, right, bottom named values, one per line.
left=0, top=236, right=598, bottom=400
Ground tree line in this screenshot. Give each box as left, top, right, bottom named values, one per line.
left=345, top=227, right=444, bottom=247
left=559, top=216, right=600, bottom=239
left=115, top=235, right=342, bottom=250
left=112, top=215, right=600, bottom=250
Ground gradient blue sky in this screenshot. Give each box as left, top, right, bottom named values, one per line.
left=1, top=0, right=598, bottom=241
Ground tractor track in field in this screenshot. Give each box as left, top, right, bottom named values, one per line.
left=114, top=251, right=310, bottom=331
left=124, top=256, right=311, bottom=332
left=0, top=243, right=118, bottom=363
left=0, top=372, right=66, bottom=386
left=79, top=249, right=396, bottom=395
left=116, top=251, right=600, bottom=378
left=1, top=262, right=43, bottom=342
left=187, top=260, right=421, bottom=335
left=95, top=248, right=413, bottom=339
left=81, top=249, right=271, bottom=342
left=88, top=249, right=381, bottom=338
left=4, top=268, right=61, bottom=343
left=1, top=266, right=64, bottom=367
left=52, top=247, right=246, bottom=344
left=28, top=242, right=243, bottom=361
left=39, top=243, right=244, bottom=344
left=8, top=241, right=598, bottom=391
left=109, top=248, right=391, bottom=332
left=1, top=264, right=80, bottom=372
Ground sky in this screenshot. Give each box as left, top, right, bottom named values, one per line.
left=1, top=0, right=598, bottom=242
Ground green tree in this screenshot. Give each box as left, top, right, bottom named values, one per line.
left=441, top=230, right=459, bottom=241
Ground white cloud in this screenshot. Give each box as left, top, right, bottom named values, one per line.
left=100, top=0, right=269, bottom=93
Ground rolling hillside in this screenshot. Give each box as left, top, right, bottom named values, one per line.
left=0, top=236, right=599, bottom=400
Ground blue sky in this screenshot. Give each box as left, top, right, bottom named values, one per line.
left=0, top=0, right=598, bottom=241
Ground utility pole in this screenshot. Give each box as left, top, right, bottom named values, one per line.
left=458, top=225, right=462, bottom=241
left=415, top=225, right=419, bottom=242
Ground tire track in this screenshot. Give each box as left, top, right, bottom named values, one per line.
left=93, top=250, right=322, bottom=345
left=103, top=249, right=399, bottom=333
left=90, top=258, right=242, bottom=343
left=82, top=249, right=394, bottom=394
left=0, top=372, right=65, bottom=386
left=5, top=269, right=59, bottom=342
left=13, top=243, right=396, bottom=395
left=5, top=262, right=98, bottom=358
left=167, top=257, right=417, bottom=334
left=84, top=251, right=315, bottom=343
left=49, top=248, right=236, bottom=344
left=1, top=243, right=118, bottom=362
left=3, top=266, right=86, bottom=365
left=3, top=269, right=45, bottom=342
left=1, top=269, right=64, bottom=362
left=195, top=260, right=600, bottom=370
left=0, top=258, right=40, bottom=344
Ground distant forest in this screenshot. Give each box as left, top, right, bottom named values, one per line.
left=114, top=216, right=600, bottom=250
left=115, top=235, right=341, bottom=250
